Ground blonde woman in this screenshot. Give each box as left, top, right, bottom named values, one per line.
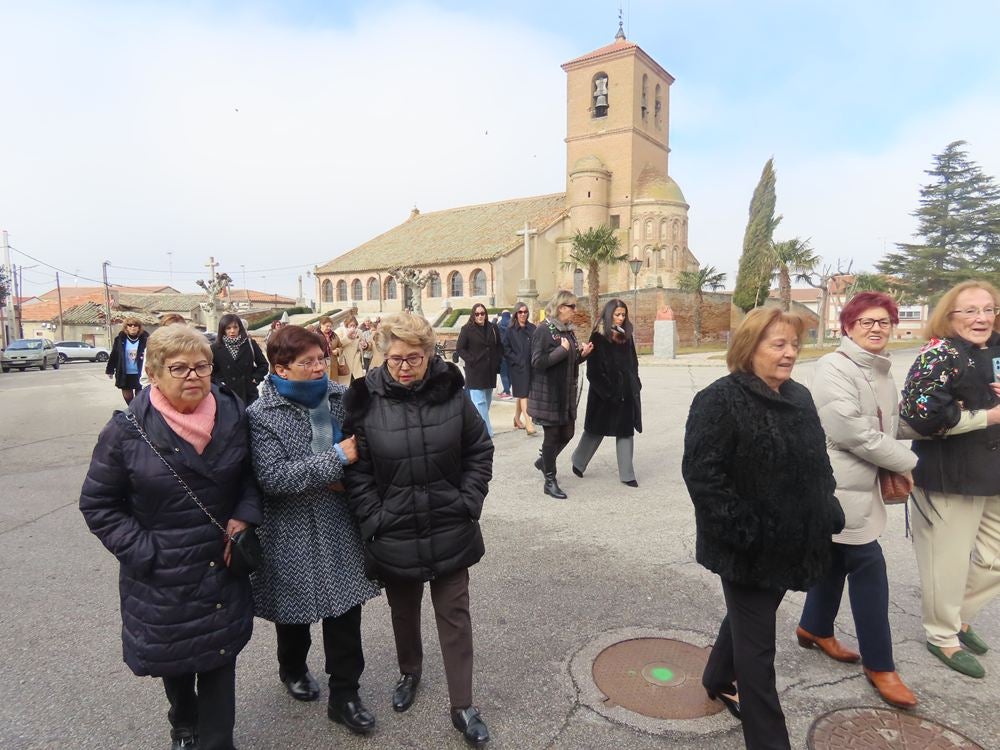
left=106, top=316, right=149, bottom=404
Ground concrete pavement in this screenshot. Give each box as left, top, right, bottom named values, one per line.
left=1, top=353, right=997, bottom=749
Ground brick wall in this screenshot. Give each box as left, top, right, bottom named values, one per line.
left=589, top=288, right=734, bottom=349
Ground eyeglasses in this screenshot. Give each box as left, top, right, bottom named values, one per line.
left=386, top=354, right=425, bottom=369
left=166, top=363, right=213, bottom=379
left=855, top=318, right=892, bottom=330
left=473, top=312, right=487, bottom=317
left=950, top=306, right=997, bottom=318
left=290, top=357, right=330, bottom=370
left=125, top=323, right=140, bottom=328
left=561, top=303, right=577, bottom=310
left=516, top=310, right=529, bottom=315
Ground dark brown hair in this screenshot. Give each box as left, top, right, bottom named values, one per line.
left=266, top=325, right=327, bottom=372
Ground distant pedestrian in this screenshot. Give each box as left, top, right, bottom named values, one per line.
left=503, top=302, right=536, bottom=435
left=528, top=290, right=592, bottom=499
left=264, top=320, right=284, bottom=346
left=456, top=303, right=503, bottom=437
left=211, top=314, right=268, bottom=406
left=317, top=316, right=346, bottom=384
left=496, top=310, right=512, bottom=399
left=106, top=317, right=149, bottom=405
left=339, top=316, right=366, bottom=381
left=570, top=299, right=642, bottom=487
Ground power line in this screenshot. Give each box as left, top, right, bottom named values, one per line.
left=9, top=245, right=107, bottom=286
left=108, top=261, right=322, bottom=274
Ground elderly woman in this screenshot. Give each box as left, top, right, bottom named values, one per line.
left=528, top=290, right=593, bottom=499
left=456, top=302, right=504, bottom=437
left=81, top=325, right=262, bottom=750
left=797, top=292, right=918, bottom=708
left=570, top=298, right=642, bottom=487
left=682, top=307, right=844, bottom=750
left=245, top=325, right=381, bottom=734
left=106, top=316, right=149, bottom=404
left=503, top=301, right=537, bottom=435
left=899, top=280, right=1000, bottom=679
left=211, top=314, right=268, bottom=405
left=339, top=315, right=366, bottom=381
left=343, top=314, right=493, bottom=748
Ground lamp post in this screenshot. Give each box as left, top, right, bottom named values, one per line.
left=628, top=258, right=642, bottom=317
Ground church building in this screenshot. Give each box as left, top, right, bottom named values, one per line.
left=314, top=26, right=699, bottom=316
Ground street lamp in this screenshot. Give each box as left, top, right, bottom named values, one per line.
left=628, top=258, right=642, bottom=317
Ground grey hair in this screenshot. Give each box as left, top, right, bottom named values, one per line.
left=544, top=289, right=578, bottom=319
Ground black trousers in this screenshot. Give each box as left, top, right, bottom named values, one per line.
left=702, top=580, right=790, bottom=750
left=800, top=540, right=894, bottom=672
left=384, top=567, right=474, bottom=710
left=162, top=658, right=236, bottom=750
left=541, top=422, right=575, bottom=474
left=275, top=604, right=364, bottom=705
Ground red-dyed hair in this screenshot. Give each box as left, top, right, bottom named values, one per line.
left=839, top=292, right=899, bottom=335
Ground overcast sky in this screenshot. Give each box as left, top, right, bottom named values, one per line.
left=2, top=0, right=999, bottom=300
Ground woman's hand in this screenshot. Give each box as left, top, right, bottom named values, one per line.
left=560, top=337, right=571, bottom=351
left=579, top=341, right=594, bottom=357
left=223, top=518, right=250, bottom=567
left=331, top=347, right=342, bottom=356
left=339, top=435, right=358, bottom=464
left=987, top=403, right=1000, bottom=426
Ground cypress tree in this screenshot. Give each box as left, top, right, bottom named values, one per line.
left=733, top=158, right=781, bottom=311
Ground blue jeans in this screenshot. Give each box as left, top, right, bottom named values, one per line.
left=499, top=360, right=511, bottom=395
left=468, top=389, right=494, bottom=437
left=799, top=540, right=894, bottom=672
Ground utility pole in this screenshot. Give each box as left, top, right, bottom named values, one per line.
left=55, top=272, right=65, bottom=340
left=102, top=261, right=113, bottom=346
left=12, top=263, right=22, bottom=338
left=167, top=251, right=173, bottom=286
left=1, top=229, right=12, bottom=348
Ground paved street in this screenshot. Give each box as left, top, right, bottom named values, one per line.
left=1, top=354, right=998, bottom=749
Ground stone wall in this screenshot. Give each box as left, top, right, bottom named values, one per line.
left=590, top=288, right=734, bottom=350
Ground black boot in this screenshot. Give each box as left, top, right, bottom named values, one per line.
left=543, top=472, right=567, bottom=499
left=534, top=454, right=543, bottom=472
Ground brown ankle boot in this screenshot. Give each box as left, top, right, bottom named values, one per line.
left=863, top=668, right=917, bottom=709
left=796, top=626, right=860, bottom=663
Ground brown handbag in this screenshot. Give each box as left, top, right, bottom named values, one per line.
left=337, top=358, right=350, bottom=377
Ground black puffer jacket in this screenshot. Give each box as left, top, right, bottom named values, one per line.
left=528, top=318, right=584, bottom=426
left=106, top=330, right=149, bottom=388
left=79, top=385, right=262, bottom=677
left=682, top=372, right=844, bottom=592
left=343, top=357, right=493, bottom=582
left=211, top=338, right=268, bottom=405
left=456, top=320, right=503, bottom=389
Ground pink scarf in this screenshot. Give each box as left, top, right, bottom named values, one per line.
left=150, top=387, right=217, bottom=455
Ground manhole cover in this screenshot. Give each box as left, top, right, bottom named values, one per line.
left=591, top=637, right=721, bottom=720
left=807, top=707, right=984, bottom=749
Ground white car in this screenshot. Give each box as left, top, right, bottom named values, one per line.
left=54, top=340, right=110, bottom=363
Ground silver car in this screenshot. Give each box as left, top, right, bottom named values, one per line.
left=54, top=340, right=110, bottom=364
left=1, top=338, right=61, bottom=372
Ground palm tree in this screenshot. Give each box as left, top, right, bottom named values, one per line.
left=677, top=266, right=727, bottom=346
left=565, top=225, right=628, bottom=325
left=771, top=238, right=818, bottom=311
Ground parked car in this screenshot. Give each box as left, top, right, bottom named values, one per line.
left=54, top=340, right=110, bottom=363
left=2, top=338, right=60, bottom=372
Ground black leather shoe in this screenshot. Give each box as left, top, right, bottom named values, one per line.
left=392, top=673, right=420, bottom=713
left=170, top=735, right=198, bottom=750
left=451, top=707, right=490, bottom=747
left=572, top=465, right=584, bottom=478
left=543, top=472, right=567, bottom=499
left=328, top=697, right=376, bottom=735
left=281, top=670, right=320, bottom=702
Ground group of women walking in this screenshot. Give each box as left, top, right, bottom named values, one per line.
left=684, top=280, right=1000, bottom=749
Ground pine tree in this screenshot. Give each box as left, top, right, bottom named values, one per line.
left=733, top=158, right=781, bottom=311
left=878, top=140, right=1000, bottom=299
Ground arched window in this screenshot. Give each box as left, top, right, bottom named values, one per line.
left=654, top=84, right=662, bottom=128
left=633, top=219, right=641, bottom=239
left=660, top=220, right=668, bottom=240
left=428, top=273, right=442, bottom=297
left=470, top=269, right=487, bottom=297
left=322, top=279, right=333, bottom=302
left=384, top=277, right=397, bottom=300
left=673, top=246, right=680, bottom=268
left=366, top=277, right=378, bottom=300
left=351, top=279, right=362, bottom=300
left=573, top=268, right=584, bottom=297
left=448, top=271, right=463, bottom=298
left=592, top=72, right=609, bottom=118
left=673, top=219, right=680, bottom=240
left=335, top=280, right=347, bottom=301
left=641, top=74, right=648, bottom=121
left=645, top=220, right=653, bottom=240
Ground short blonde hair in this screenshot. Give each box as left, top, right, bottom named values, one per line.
left=925, top=280, right=1000, bottom=339
left=375, top=313, right=435, bottom=355
left=545, top=289, right=578, bottom=318
left=727, top=307, right=805, bottom=374
left=145, top=325, right=212, bottom=376
left=120, top=316, right=143, bottom=334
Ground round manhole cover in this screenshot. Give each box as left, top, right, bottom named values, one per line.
left=807, top=707, right=984, bottom=749
left=591, top=637, right=721, bottom=720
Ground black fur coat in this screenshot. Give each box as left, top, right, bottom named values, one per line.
left=682, top=371, right=845, bottom=592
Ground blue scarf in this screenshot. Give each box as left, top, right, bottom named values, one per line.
left=271, top=372, right=330, bottom=408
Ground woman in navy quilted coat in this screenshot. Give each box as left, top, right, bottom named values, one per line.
left=80, top=325, right=262, bottom=750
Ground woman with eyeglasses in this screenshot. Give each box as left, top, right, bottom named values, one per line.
left=106, top=316, right=149, bottom=404
left=343, top=314, right=494, bottom=748
left=81, top=325, right=262, bottom=750
left=796, top=292, right=918, bottom=708
left=528, top=290, right=593, bottom=499
left=246, top=325, right=381, bottom=735
left=456, top=302, right=504, bottom=437
left=503, top=302, right=537, bottom=435
left=899, top=280, right=1000, bottom=679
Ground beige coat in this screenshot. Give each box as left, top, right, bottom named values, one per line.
left=808, top=337, right=917, bottom=545
left=339, top=333, right=366, bottom=382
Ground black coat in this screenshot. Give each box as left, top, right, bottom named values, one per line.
left=456, top=321, right=503, bottom=390
left=502, top=321, right=536, bottom=398
left=343, top=357, right=493, bottom=582
left=79, top=385, right=263, bottom=677
left=682, top=372, right=845, bottom=592
left=211, top=338, right=268, bottom=405
left=583, top=331, right=642, bottom=437
left=527, top=319, right=585, bottom=426
left=106, top=331, right=149, bottom=387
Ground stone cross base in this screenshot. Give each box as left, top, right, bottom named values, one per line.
left=654, top=319, right=678, bottom=359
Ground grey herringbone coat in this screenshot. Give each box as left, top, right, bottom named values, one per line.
left=246, top=377, right=380, bottom=623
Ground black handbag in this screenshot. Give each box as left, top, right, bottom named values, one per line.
left=126, top=411, right=261, bottom=575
